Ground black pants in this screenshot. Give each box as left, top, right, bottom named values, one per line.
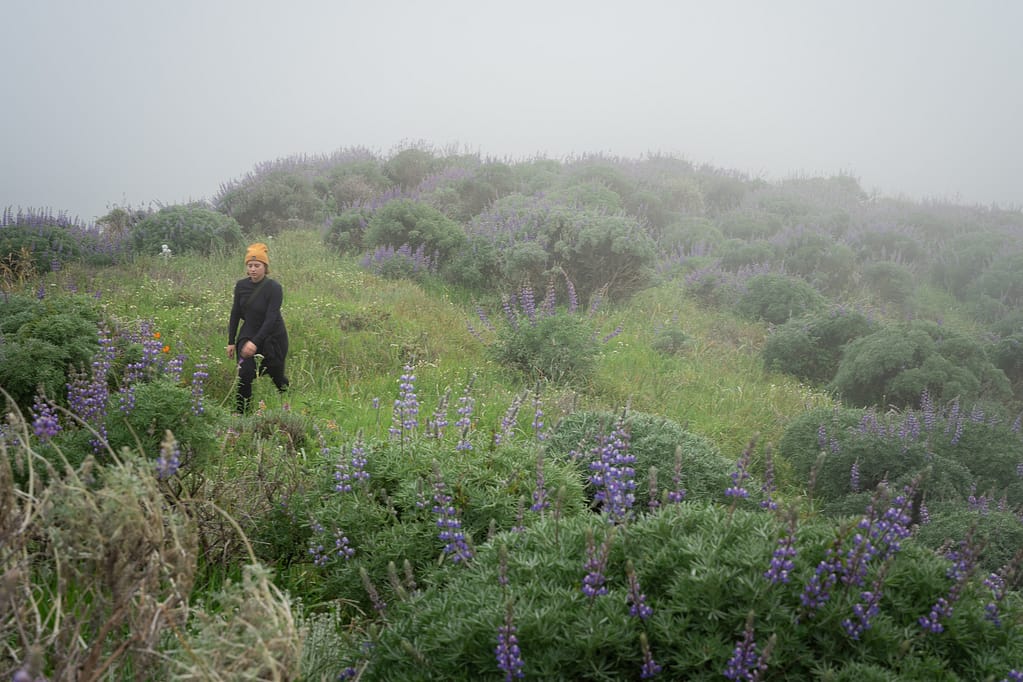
left=237, top=354, right=289, bottom=413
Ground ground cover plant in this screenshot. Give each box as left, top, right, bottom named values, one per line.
left=3, top=143, right=1023, bottom=680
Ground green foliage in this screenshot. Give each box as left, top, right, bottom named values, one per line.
left=356, top=505, right=1023, bottom=680
left=216, top=170, right=322, bottom=233
left=362, top=199, right=467, bottom=269
left=863, top=261, right=916, bottom=306
left=324, top=207, right=372, bottom=254
left=717, top=238, right=777, bottom=271
left=914, top=507, right=1023, bottom=574
left=548, top=179, right=624, bottom=213
left=103, top=379, right=222, bottom=469
left=130, top=204, right=245, bottom=257
left=734, top=273, right=826, bottom=325
left=830, top=320, right=1012, bottom=408
left=762, top=307, right=876, bottom=384
left=384, top=147, right=437, bottom=189
left=650, top=324, right=690, bottom=357
left=0, top=292, right=100, bottom=411
left=546, top=410, right=733, bottom=509
left=0, top=223, right=84, bottom=272
left=779, top=405, right=1023, bottom=511
left=490, top=312, right=601, bottom=385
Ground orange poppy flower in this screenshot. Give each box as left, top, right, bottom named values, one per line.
left=162, top=345, right=170, bottom=353
left=154, top=331, right=161, bottom=339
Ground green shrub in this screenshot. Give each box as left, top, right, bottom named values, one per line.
left=216, top=170, right=323, bottom=233
left=354, top=505, right=1023, bottom=680
left=0, top=292, right=100, bottom=412
left=863, top=261, right=916, bottom=305
left=717, top=238, right=777, bottom=271
left=915, top=507, right=1023, bottom=574
left=829, top=320, right=1012, bottom=408
left=384, top=147, right=437, bottom=189
left=762, top=307, right=876, bottom=384
left=546, top=410, right=734, bottom=510
left=650, top=324, right=690, bottom=356
left=324, top=207, right=372, bottom=255
left=734, top=273, right=825, bottom=325
left=490, top=312, right=601, bottom=385
left=362, top=199, right=467, bottom=270
left=130, top=204, right=245, bottom=257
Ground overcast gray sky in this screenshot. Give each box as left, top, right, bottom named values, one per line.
left=2, top=0, right=1020, bottom=222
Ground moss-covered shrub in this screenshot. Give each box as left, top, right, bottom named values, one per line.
left=130, top=204, right=245, bottom=257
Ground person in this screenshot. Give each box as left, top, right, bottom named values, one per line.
left=227, top=242, right=289, bottom=413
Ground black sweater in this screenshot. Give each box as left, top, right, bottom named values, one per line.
left=228, top=277, right=289, bottom=359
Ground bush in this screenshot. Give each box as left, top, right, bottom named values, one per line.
left=216, top=170, right=323, bottom=234
left=362, top=199, right=467, bottom=272
left=734, top=273, right=825, bottom=325
left=130, top=204, right=245, bottom=257
left=762, top=307, right=876, bottom=384
left=863, top=261, right=916, bottom=306
left=545, top=410, right=734, bottom=510
left=0, top=292, right=100, bottom=412
left=354, top=504, right=1023, bottom=680
left=490, top=312, right=601, bottom=385
left=829, top=320, right=1012, bottom=408
left=915, top=507, right=1023, bottom=574
left=384, top=147, right=437, bottom=189
left=323, top=207, right=372, bottom=255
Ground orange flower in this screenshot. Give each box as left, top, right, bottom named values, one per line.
left=154, top=331, right=161, bottom=339
left=162, top=345, right=170, bottom=353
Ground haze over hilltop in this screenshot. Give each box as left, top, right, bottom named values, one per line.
left=2, top=0, right=1020, bottom=221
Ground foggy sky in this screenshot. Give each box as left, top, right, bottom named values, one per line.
left=2, top=0, right=1021, bottom=223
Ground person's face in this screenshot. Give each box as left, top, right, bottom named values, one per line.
left=246, top=259, right=267, bottom=282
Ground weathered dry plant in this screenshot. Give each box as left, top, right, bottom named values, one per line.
left=1, top=401, right=302, bottom=681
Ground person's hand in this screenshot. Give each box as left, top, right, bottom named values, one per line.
left=226, top=344, right=236, bottom=359
left=240, top=340, right=257, bottom=359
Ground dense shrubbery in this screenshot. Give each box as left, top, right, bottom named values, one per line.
left=734, top=272, right=826, bottom=325
left=361, top=199, right=467, bottom=271
left=130, top=204, right=245, bottom=257
left=830, top=320, right=1013, bottom=408
left=762, top=307, right=877, bottom=384
left=1, top=208, right=124, bottom=274
left=0, top=292, right=100, bottom=412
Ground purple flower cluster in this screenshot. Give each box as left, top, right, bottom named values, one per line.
left=842, top=579, right=885, bottom=639
left=495, top=601, right=525, bottom=681
left=582, top=527, right=613, bottom=599
left=190, top=362, right=209, bottom=415
left=626, top=561, right=653, bottom=620
left=764, top=515, right=798, bottom=585
left=155, top=431, right=180, bottom=480
left=427, top=388, right=450, bottom=438
left=432, top=464, right=473, bottom=563
left=494, top=392, right=524, bottom=446
left=530, top=453, right=550, bottom=513
left=389, top=363, right=420, bottom=441
left=919, top=536, right=979, bottom=633
left=667, top=448, right=686, bottom=504
left=455, top=376, right=476, bottom=451
left=587, top=419, right=636, bottom=523
left=983, top=572, right=1007, bottom=627
left=639, top=632, right=661, bottom=679
left=723, top=616, right=769, bottom=681
left=725, top=440, right=755, bottom=500
left=30, top=395, right=61, bottom=442
left=335, top=432, right=369, bottom=493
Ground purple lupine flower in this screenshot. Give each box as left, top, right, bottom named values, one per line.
left=601, top=325, right=624, bottom=343
left=626, top=560, right=653, bottom=620
left=564, top=273, right=579, bottom=313
left=639, top=632, right=661, bottom=679
left=1002, top=670, right=1022, bottom=681
left=582, top=527, right=614, bottom=599
left=667, top=447, right=686, bottom=503
left=428, top=388, right=450, bottom=438
left=725, top=439, right=756, bottom=500
left=495, top=601, right=525, bottom=681
left=842, top=577, right=886, bottom=640
left=800, top=542, right=843, bottom=616
left=455, top=375, right=476, bottom=451
left=432, top=463, right=473, bottom=563
left=348, top=431, right=369, bottom=485
left=531, top=452, right=550, bottom=513
left=30, top=395, right=61, bottom=442
left=495, top=392, right=524, bottom=446
left=155, top=431, right=180, bottom=480
left=919, top=534, right=980, bottom=633
left=920, top=388, right=936, bottom=431
left=519, top=283, right=536, bottom=324
left=190, top=362, right=209, bottom=415
left=390, top=363, right=420, bottom=441
left=167, top=352, right=185, bottom=383
left=849, top=460, right=861, bottom=494
left=334, top=530, right=355, bottom=560
left=540, top=277, right=557, bottom=317
left=983, top=572, right=1006, bottom=627
left=502, top=294, right=519, bottom=329
left=817, top=424, right=828, bottom=450
left=588, top=418, right=636, bottom=523
left=724, top=614, right=769, bottom=681
left=765, top=513, right=798, bottom=585
left=475, top=304, right=495, bottom=332
left=360, top=567, right=387, bottom=615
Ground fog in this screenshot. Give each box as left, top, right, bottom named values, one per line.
left=2, top=0, right=1021, bottom=222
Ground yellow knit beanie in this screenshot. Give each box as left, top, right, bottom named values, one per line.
left=245, top=242, right=269, bottom=267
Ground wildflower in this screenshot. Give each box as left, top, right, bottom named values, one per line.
left=334, top=530, right=355, bottom=560
left=360, top=567, right=387, bottom=615
left=849, top=460, right=860, bottom=493
left=432, top=463, right=473, bottom=563
left=764, top=512, right=798, bottom=585
left=582, top=526, right=614, bottom=599
left=639, top=632, right=661, bottom=679
left=494, top=392, right=524, bottom=446
left=155, top=430, right=181, bottom=480
left=190, top=362, right=209, bottom=415
left=725, top=437, right=756, bottom=500
left=455, top=375, right=476, bottom=451
left=531, top=452, right=550, bottom=513
left=30, top=395, right=61, bottom=442
left=427, top=388, right=450, bottom=438
left=390, top=363, right=420, bottom=441
left=495, top=601, right=525, bottom=681
left=724, top=613, right=770, bottom=681
left=667, top=446, right=686, bottom=504
left=626, top=560, right=653, bottom=620
left=588, top=417, right=636, bottom=523
left=919, top=533, right=981, bottom=633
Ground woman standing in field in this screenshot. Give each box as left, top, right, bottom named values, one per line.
left=227, top=242, right=289, bottom=413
